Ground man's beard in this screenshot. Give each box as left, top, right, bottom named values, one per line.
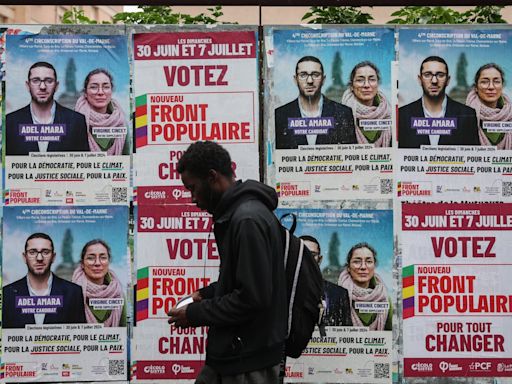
left=28, top=263, right=52, bottom=277
left=422, top=84, right=446, bottom=101
left=31, top=93, right=54, bottom=106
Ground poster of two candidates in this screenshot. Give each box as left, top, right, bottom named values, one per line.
left=276, top=208, right=393, bottom=383
left=1, top=205, right=130, bottom=382
left=402, top=203, right=512, bottom=378
left=132, top=29, right=260, bottom=382
left=397, top=27, right=512, bottom=202
left=266, top=26, right=395, bottom=201
left=4, top=34, right=130, bottom=206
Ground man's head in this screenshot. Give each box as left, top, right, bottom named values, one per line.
left=23, top=233, right=55, bottom=278
left=300, top=235, right=322, bottom=265
left=26, top=62, right=59, bottom=106
left=177, top=141, right=235, bottom=214
left=294, top=56, right=325, bottom=100
left=418, top=56, right=450, bottom=100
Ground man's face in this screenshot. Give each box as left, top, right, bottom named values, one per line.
left=23, top=238, right=55, bottom=278
left=26, top=66, right=58, bottom=106
left=294, top=61, right=325, bottom=99
left=181, top=170, right=217, bottom=214
left=418, top=61, right=450, bottom=99
left=303, top=239, right=322, bottom=266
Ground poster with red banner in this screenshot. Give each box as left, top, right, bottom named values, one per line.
left=402, top=202, right=512, bottom=378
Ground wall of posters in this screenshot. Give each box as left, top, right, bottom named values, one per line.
left=265, top=26, right=395, bottom=201
left=1, top=205, right=129, bottom=382
left=276, top=208, right=393, bottom=383
left=4, top=33, right=130, bottom=206
left=397, top=27, right=512, bottom=202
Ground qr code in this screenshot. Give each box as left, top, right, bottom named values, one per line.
left=374, top=363, right=390, bottom=379
left=380, top=179, right=392, bottom=194
left=112, top=187, right=128, bottom=203
left=503, top=182, right=512, bottom=197
left=109, top=359, right=125, bottom=376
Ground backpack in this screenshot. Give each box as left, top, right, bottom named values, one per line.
left=279, top=213, right=324, bottom=358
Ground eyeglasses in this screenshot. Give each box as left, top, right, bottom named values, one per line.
left=421, top=72, right=447, bottom=81
left=84, top=255, right=109, bottom=265
left=354, top=77, right=378, bottom=87
left=478, top=79, right=503, bottom=88
left=87, top=84, right=112, bottom=94
left=25, top=248, right=53, bottom=258
left=297, top=72, right=323, bottom=81
left=29, top=78, right=55, bottom=86
left=350, top=258, right=375, bottom=268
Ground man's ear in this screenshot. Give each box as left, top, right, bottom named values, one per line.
left=207, top=169, right=218, bottom=185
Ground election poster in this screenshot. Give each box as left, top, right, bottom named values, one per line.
left=2, top=205, right=129, bottom=382
left=265, top=26, right=395, bottom=201
left=276, top=207, right=393, bottom=383
left=397, top=27, right=512, bottom=202
left=132, top=203, right=217, bottom=382
left=402, top=202, right=512, bottom=378
left=4, top=34, right=130, bottom=205
left=132, top=29, right=260, bottom=191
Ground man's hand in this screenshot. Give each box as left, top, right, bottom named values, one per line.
left=192, top=290, right=203, bottom=302
left=168, top=305, right=190, bottom=328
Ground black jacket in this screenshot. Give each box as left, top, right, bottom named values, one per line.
left=398, top=97, right=480, bottom=148
left=274, top=97, right=357, bottom=149
left=187, top=180, right=287, bottom=375
left=2, top=274, right=86, bottom=328
left=6, top=103, right=89, bottom=155
left=323, top=280, right=352, bottom=327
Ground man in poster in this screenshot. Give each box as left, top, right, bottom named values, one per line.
left=399, top=56, right=479, bottom=148
left=275, top=56, right=357, bottom=149
left=2, top=232, right=86, bottom=328
left=6, top=61, right=89, bottom=155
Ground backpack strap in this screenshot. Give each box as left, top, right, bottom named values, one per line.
left=287, top=238, right=304, bottom=337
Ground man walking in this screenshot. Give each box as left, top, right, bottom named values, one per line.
left=169, top=141, right=287, bottom=384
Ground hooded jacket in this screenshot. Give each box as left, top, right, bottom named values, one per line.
left=186, top=180, right=287, bottom=376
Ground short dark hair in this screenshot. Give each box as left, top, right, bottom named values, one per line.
left=83, top=68, right=114, bottom=92
left=28, top=62, right=57, bottom=81
left=300, top=235, right=321, bottom=254
left=349, top=61, right=381, bottom=86
left=474, top=62, right=505, bottom=87
left=345, top=242, right=377, bottom=268
left=295, top=56, right=324, bottom=74
left=177, top=141, right=233, bottom=179
left=420, top=56, right=449, bottom=76
left=80, top=239, right=111, bottom=262
left=25, top=233, right=54, bottom=252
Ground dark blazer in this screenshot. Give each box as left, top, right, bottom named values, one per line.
left=6, top=103, right=89, bottom=155
left=274, top=97, right=357, bottom=149
left=398, top=97, right=480, bottom=148
left=2, top=274, right=86, bottom=328
left=322, top=280, right=352, bottom=327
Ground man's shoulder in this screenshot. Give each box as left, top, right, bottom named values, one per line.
left=52, top=274, right=82, bottom=292
left=55, top=102, right=85, bottom=119
left=3, top=276, right=27, bottom=291
left=324, top=279, right=348, bottom=293
left=323, top=96, right=352, bottom=114
left=399, top=98, right=422, bottom=113
left=447, top=97, right=476, bottom=114
left=6, top=104, right=31, bottom=119
left=275, top=99, right=299, bottom=113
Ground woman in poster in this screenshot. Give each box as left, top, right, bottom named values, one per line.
left=465, top=63, right=512, bottom=149
left=75, top=68, right=128, bottom=155
left=342, top=61, right=392, bottom=147
left=338, top=242, right=392, bottom=330
left=72, top=239, right=126, bottom=327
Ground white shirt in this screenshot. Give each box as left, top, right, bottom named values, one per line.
left=422, top=96, right=447, bottom=146
left=299, top=95, right=324, bottom=145
left=27, top=273, right=54, bottom=325
left=30, top=101, right=57, bottom=152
